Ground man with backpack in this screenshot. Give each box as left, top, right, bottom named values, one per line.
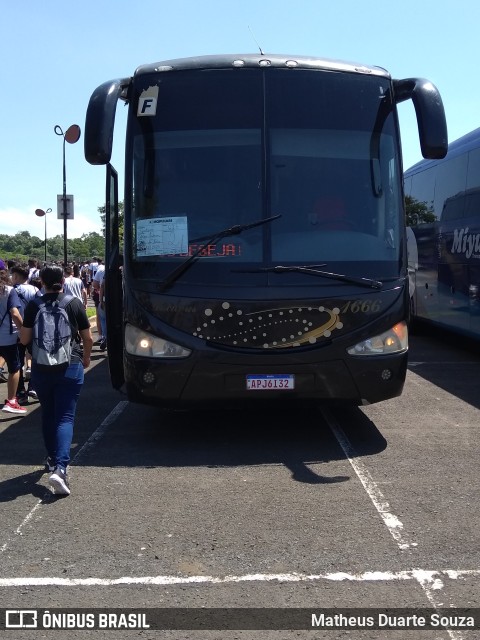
left=20, top=264, right=93, bottom=496
left=27, top=258, right=40, bottom=283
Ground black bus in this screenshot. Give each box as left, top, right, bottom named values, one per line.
left=85, top=53, right=447, bottom=407
left=405, top=128, right=480, bottom=339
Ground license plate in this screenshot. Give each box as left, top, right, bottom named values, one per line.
left=246, top=374, right=295, bottom=390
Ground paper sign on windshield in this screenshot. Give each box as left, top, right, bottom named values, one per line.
left=136, top=217, right=188, bottom=256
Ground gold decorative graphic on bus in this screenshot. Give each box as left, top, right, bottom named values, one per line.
left=192, top=302, right=343, bottom=348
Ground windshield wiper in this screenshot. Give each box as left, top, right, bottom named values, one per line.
left=158, top=214, right=281, bottom=292
left=233, top=264, right=383, bottom=289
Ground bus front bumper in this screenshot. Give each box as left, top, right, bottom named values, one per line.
left=123, top=351, right=408, bottom=408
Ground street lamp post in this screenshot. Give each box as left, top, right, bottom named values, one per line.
left=34, top=207, right=52, bottom=263
left=54, top=124, right=81, bottom=265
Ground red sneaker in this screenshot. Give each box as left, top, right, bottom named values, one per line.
left=2, top=399, right=27, bottom=414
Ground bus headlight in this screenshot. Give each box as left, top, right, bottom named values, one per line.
left=347, top=322, right=408, bottom=356
left=125, top=324, right=191, bottom=358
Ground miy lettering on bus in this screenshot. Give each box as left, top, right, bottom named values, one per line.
left=451, top=227, right=480, bottom=259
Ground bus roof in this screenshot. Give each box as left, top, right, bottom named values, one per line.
left=405, top=127, right=480, bottom=176
left=133, top=53, right=390, bottom=78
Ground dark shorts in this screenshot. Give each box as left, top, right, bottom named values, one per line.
left=0, top=343, right=22, bottom=373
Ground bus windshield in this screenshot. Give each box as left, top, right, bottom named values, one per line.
left=129, top=68, right=402, bottom=285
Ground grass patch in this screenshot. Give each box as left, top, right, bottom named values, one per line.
left=86, top=308, right=97, bottom=319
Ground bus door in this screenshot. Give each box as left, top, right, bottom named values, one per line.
left=470, top=261, right=480, bottom=330
left=437, top=262, right=470, bottom=334
left=105, top=164, right=125, bottom=389
left=437, top=191, right=471, bottom=334
left=412, top=222, right=439, bottom=321
left=464, top=191, right=480, bottom=334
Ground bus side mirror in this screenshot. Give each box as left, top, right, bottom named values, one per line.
left=85, top=79, right=130, bottom=165
left=394, top=78, right=448, bottom=160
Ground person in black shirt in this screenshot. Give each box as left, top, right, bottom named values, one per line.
left=20, top=265, right=93, bottom=496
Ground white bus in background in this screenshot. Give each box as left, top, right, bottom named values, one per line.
left=405, top=128, right=480, bottom=339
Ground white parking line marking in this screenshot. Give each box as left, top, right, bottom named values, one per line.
left=0, top=568, right=479, bottom=587
left=321, top=407, right=473, bottom=640
left=320, top=407, right=414, bottom=551
left=0, top=401, right=128, bottom=555
left=72, top=400, right=129, bottom=464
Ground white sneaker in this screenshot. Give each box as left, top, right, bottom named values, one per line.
left=49, top=468, right=71, bottom=495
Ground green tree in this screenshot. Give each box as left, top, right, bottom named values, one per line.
left=98, top=200, right=125, bottom=246
left=0, top=231, right=43, bottom=258
left=0, top=230, right=106, bottom=264
left=70, top=231, right=105, bottom=261
left=46, top=235, right=64, bottom=261
left=405, top=195, right=436, bottom=226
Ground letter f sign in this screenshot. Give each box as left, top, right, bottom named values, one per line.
left=138, top=97, right=157, bottom=116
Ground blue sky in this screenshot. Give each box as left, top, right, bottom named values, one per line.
left=2, top=0, right=479, bottom=241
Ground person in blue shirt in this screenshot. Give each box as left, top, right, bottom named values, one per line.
left=10, top=263, right=40, bottom=402
left=0, top=269, right=26, bottom=414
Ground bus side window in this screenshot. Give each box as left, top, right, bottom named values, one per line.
left=441, top=194, right=465, bottom=222
left=464, top=189, right=480, bottom=219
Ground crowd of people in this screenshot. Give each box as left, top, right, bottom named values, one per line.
left=0, top=256, right=106, bottom=496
